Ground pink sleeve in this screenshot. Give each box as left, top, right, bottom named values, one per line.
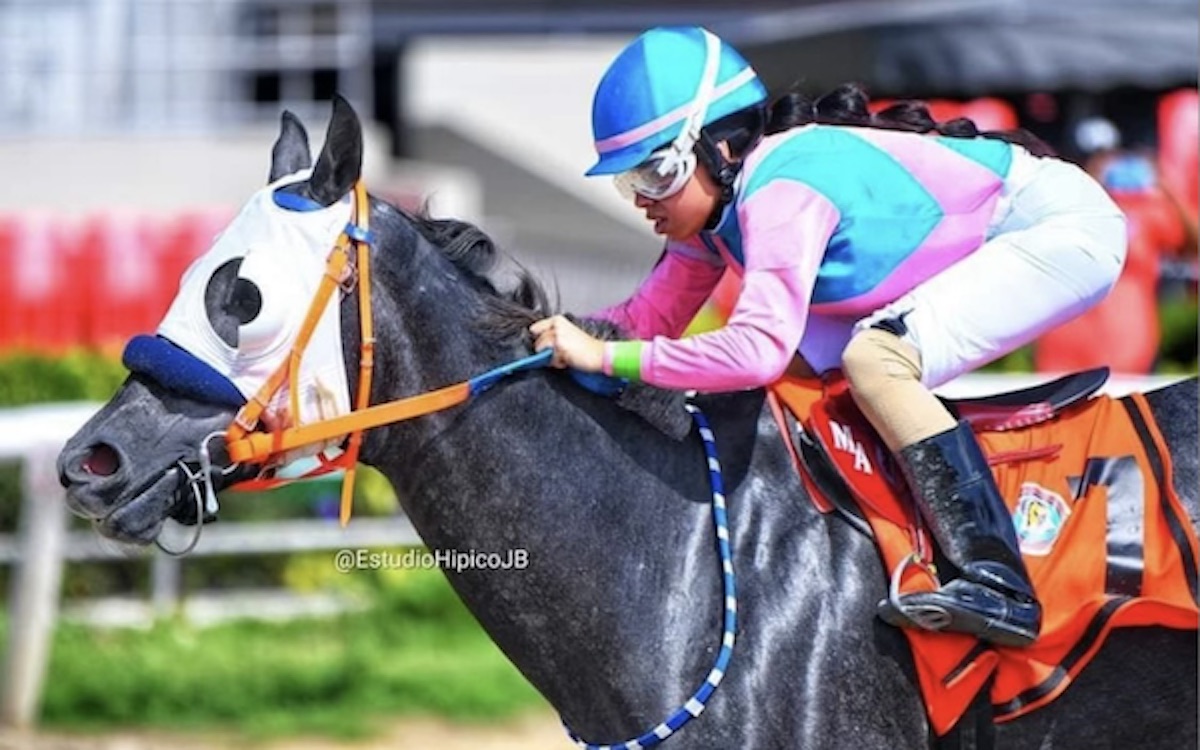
left=637, top=181, right=840, bottom=391
left=590, top=239, right=726, bottom=339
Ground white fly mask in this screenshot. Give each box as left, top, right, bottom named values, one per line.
left=146, top=170, right=354, bottom=459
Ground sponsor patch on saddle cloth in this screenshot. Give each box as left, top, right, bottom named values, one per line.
left=778, top=383, right=1199, bottom=736
left=1012, top=482, right=1072, bottom=556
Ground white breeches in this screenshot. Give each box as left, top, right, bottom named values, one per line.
left=800, top=148, right=1127, bottom=387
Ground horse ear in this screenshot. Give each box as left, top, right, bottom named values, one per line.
left=268, top=111, right=312, bottom=183
left=307, top=95, right=363, bottom=207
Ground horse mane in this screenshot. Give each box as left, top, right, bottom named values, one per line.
left=383, top=199, right=693, bottom=440
left=386, top=200, right=554, bottom=345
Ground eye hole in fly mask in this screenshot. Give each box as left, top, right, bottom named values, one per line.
left=204, top=258, right=264, bottom=348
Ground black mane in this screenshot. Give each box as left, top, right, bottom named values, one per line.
left=380, top=198, right=691, bottom=438
left=381, top=199, right=554, bottom=344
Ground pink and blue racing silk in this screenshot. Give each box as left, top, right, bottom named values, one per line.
left=596, top=124, right=1018, bottom=392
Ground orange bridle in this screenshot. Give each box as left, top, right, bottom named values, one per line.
left=222, top=182, right=461, bottom=525
left=222, top=182, right=553, bottom=525
left=221, top=181, right=375, bottom=525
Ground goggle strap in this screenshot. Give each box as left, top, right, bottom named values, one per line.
left=675, top=29, right=723, bottom=156
left=613, top=32, right=721, bottom=202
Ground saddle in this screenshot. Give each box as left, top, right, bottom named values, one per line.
left=768, top=369, right=1199, bottom=736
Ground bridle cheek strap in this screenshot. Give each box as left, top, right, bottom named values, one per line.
left=339, top=209, right=375, bottom=526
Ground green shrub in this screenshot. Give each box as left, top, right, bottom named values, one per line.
left=34, top=570, right=545, bottom=739
left=0, top=350, right=127, bottom=406
left=1158, top=296, right=1199, bottom=372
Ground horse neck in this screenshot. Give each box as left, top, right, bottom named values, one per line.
left=342, top=213, right=725, bottom=726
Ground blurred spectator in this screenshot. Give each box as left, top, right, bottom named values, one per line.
left=1035, top=117, right=1195, bottom=374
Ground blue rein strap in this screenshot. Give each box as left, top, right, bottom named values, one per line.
left=468, top=349, right=630, bottom=399
left=565, top=402, right=737, bottom=749
left=468, top=349, right=554, bottom=395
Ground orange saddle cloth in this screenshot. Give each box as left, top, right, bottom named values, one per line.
left=768, top=375, right=1199, bottom=736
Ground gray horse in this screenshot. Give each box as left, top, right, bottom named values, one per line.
left=59, top=98, right=1198, bottom=749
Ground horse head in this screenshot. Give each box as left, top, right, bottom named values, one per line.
left=59, top=95, right=549, bottom=546
left=57, top=98, right=382, bottom=544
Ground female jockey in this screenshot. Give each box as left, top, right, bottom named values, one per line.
left=530, top=26, right=1126, bottom=647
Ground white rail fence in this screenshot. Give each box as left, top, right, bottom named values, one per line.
left=0, top=372, right=1189, bottom=727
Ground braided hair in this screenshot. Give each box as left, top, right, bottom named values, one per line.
left=761, top=82, right=1055, bottom=156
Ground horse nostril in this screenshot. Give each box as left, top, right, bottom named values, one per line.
left=82, top=444, right=121, bottom=477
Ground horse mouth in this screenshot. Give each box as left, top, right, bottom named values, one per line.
left=93, top=460, right=231, bottom=545
left=89, top=468, right=183, bottom=544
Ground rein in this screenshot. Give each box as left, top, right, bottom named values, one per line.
left=567, top=403, right=738, bottom=750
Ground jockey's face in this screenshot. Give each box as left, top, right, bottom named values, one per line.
left=633, top=161, right=721, bottom=240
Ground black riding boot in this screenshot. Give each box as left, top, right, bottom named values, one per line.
left=877, top=421, right=1042, bottom=647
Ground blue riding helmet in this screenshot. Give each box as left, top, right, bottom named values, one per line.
left=587, top=26, right=769, bottom=177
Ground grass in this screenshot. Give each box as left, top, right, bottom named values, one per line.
left=13, top=569, right=549, bottom=741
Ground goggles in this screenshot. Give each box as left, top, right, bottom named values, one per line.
left=613, top=147, right=697, bottom=201
left=612, top=29, right=721, bottom=202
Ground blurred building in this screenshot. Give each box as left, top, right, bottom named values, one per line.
left=0, top=0, right=371, bottom=134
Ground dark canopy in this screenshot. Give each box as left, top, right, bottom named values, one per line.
left=717, top=0, right=1199, bottom=97
left=374, top=0, right=1197, bottom=97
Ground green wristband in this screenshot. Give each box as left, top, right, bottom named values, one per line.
left=609, top=341, right=645, bottom=382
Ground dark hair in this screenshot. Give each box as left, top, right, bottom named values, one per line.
left=763, top=82, right=1055, bottom=157
left=703, top=105, right=768, bottom=159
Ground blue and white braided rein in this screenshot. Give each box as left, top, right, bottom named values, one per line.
left=564, top=402, right=737, bottom=749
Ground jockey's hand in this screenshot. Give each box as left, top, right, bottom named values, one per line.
left=530, top=315, right=606, bottom=373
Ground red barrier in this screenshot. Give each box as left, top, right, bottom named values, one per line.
left=0, top=216, right=20, bottom=349
left=0, top=208, right=234, bottom=354
left=0, top=214, right=84, bottom=352
left=1158, top=89, right=1198, bottom=229
left=73, top=214, right=161, bottom=351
